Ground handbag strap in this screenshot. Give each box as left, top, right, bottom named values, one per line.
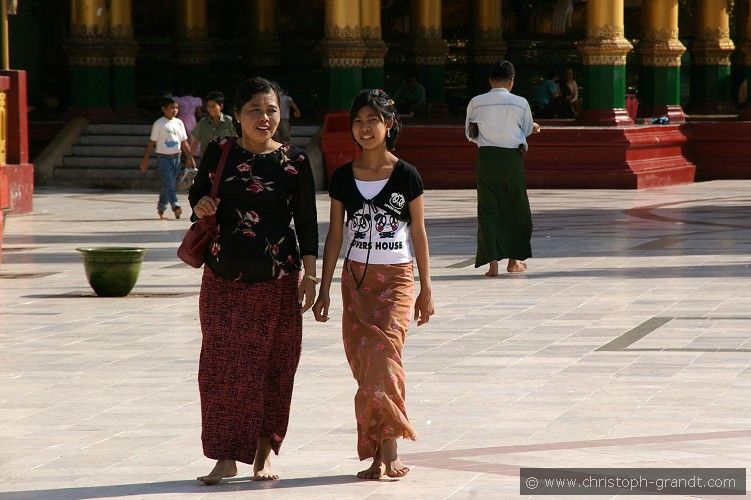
left=209, top=136, right=236, bottom=199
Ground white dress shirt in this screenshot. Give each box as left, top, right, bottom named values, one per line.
left=465, top=87, right=534, bottom=151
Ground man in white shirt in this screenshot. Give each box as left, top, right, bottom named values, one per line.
left=465, top=60, right=540, bottom=277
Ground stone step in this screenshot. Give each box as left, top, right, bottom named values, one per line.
left=86, top=123, right=152, bottom=135
left=56, top=166, right=161, bottom=180
left=63, top=156, right=157, bottom=168
left=54, top=168, right=163, bottom=190
left=72, top=145, right=146, bottom=157
left=78, top=135, right=147, bottom=146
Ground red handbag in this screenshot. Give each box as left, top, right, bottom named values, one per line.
left=177, top=137, right=235, bottom=268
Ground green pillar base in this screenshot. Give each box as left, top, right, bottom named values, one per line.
left=416, top=64, right=445, bottom=105
left=580, top=64, right=632, bottom=125
left=363, top=67, right=384, bottom=91
left=326, top=67, right=363, bottom=111
left=70, top=65, right=111, bottom=109
left=687, top=64, right=735, bottom=115
left=111, top=65, right=136, bottom=110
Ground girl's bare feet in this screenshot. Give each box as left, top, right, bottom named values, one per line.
left=253, top=437, right=279, bottom=481
left=197, top=459, right=237, bottom=485
left=507, top=259, right=527, bottom=273
left=381, top=438, right=410, bottom=478
left=484, top=260, right=499, bottom=277
left=357, top=446, right=385, bottom=479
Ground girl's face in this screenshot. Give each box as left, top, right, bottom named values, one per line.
left=235, top=91, right=280, bottom=143
left=351, top=106, right=391, bottom=150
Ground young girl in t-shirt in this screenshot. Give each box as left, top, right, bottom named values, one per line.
left=313, top=89, right=434, bottom=479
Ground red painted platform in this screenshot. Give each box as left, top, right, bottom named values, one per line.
left=684, top=121, right=751, bottom=181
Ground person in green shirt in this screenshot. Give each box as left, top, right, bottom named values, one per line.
left=191, top=91, right=238, bottom=159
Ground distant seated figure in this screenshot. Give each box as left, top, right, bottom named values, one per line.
left=533, top=69, right=560, bottom=118
left=738, top=79, right=748, bottom=108
left=393, top=76, right=427, bottom=116
left=558, top=67, right=581, bottom=118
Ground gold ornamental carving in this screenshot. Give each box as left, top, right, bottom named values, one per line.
left=325, top=24, right=362, bottom=39
left=319, top=36, right=367, bottom=68
left=578, top=24, right=632, bottom=65
left=412, top=28, right=448, bottom=66
left=642, top=26, right=679, bottom=43
left=361, top=25, right=382, bottom=40
left=247, top=31, right=281, bottom=66
left=469, top=28, right=506, bottom=64
left=691, top=27, right=734, bottom=65
left=639, top=38, right=685, bottom=66
left=175, top=37, right=212, bottom=66
left=363, top=37, right=388, bottom=68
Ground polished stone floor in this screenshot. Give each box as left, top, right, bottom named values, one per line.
left=1, top=182, right=750, bottom=499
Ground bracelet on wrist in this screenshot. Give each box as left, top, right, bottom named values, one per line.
left=303, top=274, right=320, bottom=284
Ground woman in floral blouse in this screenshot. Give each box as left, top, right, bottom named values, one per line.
left=188, top=77, right=318, bottom=484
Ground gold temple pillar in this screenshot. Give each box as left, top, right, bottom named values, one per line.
left=109, top=0, right=138, bottom=113
left=411, top=0, right=448, bottom=105
left=176, top=0, right=210, bottom=93
left=361, top=0, right=387, bottom=89
left=637, top=0, right=686, bottom=122
left=576, top=0, right=634, bottom=125
left=248, top=0, right=281, bottom=79
left=319, top=0, right=365, bottom=109
left=687, top=0, right=735, bottom=114
left=68, top=0, right=114, bottom=119
left=468, top=0, right=506, bottom=96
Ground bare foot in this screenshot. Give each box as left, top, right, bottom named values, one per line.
left=507, top=259, right=528, bottom=273
left=484, top=260, right=499, bottom=277
left=381, top=439, right=410, bottom=478
left=253, top=437, right=279, bottom=481
left=357, top=459, right=386, bottom=479
left=197, top=459, right=237, bottom=485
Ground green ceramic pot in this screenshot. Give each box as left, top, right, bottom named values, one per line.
left=76, top=247, right=147, bottom=297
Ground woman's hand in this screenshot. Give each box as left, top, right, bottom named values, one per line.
left=414, top=289, right=434, bottom=326
left=298, top=277, right=316, bottom=313
left=312, top=291, right=330, bottom=322
left=194, top=196, right=220, bottom=219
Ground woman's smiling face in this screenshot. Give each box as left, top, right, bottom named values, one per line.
left=351, top=106, right=390, bottom=150
left=236, top=91, right=280, bottom=143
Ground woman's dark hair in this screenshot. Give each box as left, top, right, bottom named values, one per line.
left=233, top=77, right=282, bottom=114
left=349, top=89, right=401, bottom=151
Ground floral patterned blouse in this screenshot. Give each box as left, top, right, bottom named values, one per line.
left=188, top=138, right=318, bottom=283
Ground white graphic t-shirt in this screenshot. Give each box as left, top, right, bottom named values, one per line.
left=150, top=116, right=188, bottom=155
left=329, top=161, right=424, bottom=265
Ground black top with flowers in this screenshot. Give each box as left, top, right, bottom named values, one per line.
left=188, top=138, right=318, bottom=283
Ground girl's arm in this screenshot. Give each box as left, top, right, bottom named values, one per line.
left=409, top=195, right=434, bottom=325
left=312, top=199, right=345, bottom=322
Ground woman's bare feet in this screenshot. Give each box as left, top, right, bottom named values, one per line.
left=381, top=438, right=410, bottom=478
left=484, top=260, right=499, bottom=277
left=507, top=259, right=528, bottom=273
left=197, top=459, right=237, bottom=485
left=253, top=437, right=279, bottom=481
left=357, top=445, right=385, bottom=479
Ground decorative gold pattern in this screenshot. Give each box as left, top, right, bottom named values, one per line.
left=362, top=38, right=388, bottom=68
left=577, top=37, right=633, bottom=65
left=469, top=28, right=506, bottom=64
left=361, top=26, right=382, bottom=40
left=641, top=26, right=679, bottom=43
left=319, top=37, right=367, bottom=68
left=111, top=37, right=139, bottom=66
left=639, top=39, right=686, bottom=66
left=67, top=34, right=110, bottom=66
left=175, top=38, right=212, bottom=66
left=691, top=27, right=734, bottom=65
left=0, top=91, right=6, bottom=165
left=109, top=24, right=133, bottom=38
left=586, top=24, right=625, bottom=39
left=325, top=24, right=361, bottom=39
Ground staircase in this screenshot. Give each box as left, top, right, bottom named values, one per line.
left=56, top=123, right=320, bottom=190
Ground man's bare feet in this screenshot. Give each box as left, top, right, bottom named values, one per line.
left=253, top=437, right=279, bottom=481
left=507, top=259, right=528, bottom=273
left=197, top=459, right=237, bottom=485
left=381, top=438, right=410, bottom=478
left=484, top=260, right=499, bottom=277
